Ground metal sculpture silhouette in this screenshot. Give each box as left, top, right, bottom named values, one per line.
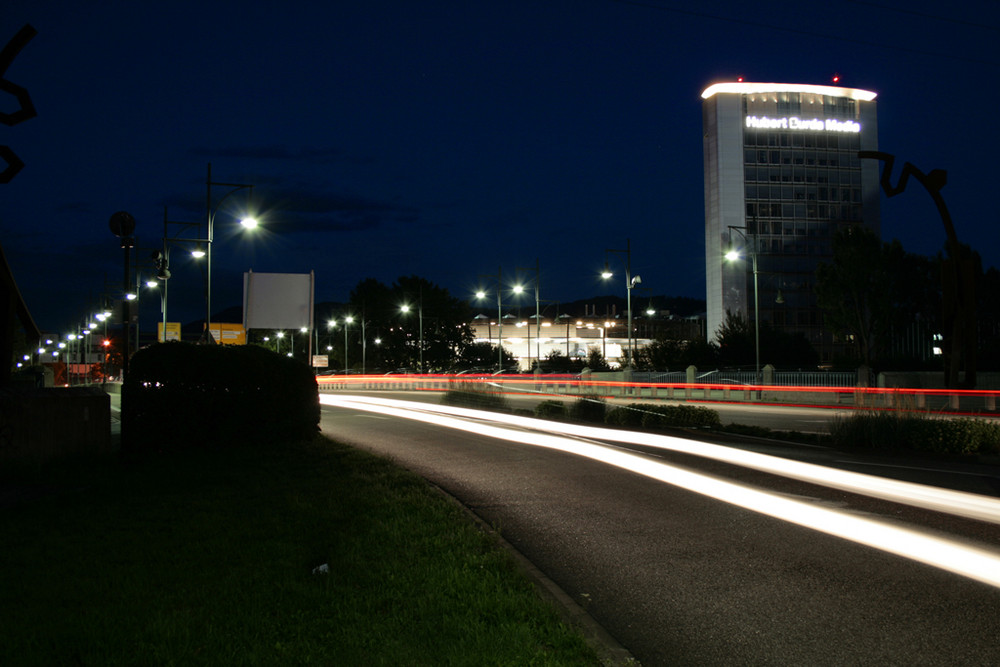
left=1, top=25, right=39, bottom=386
left=859, top=151, right=976, bottom=388
left=0, top=24, right=37, bottom=183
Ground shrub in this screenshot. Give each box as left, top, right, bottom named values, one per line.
left=441, top=386, right=509, bottom=412
left=639, top=404, right=721, bottom=430
left=832, top=411, right=921, bottom=451
left=534, top=400, right=567, bottom=420
left=830, top=411, right=1000, bottom=456
left=122, top=342, right=319, bottom=456
left=909, top=418, right=1000, bottom=456
left=569, top=395, right=606, bottom=423
left=604, top=405, right=644, bottom=428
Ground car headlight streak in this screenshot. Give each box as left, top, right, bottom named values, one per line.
left=321, top=394, right=1000, bottom=590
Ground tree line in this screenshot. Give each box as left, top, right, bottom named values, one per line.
left=247, top=232, right=1000, bottom=377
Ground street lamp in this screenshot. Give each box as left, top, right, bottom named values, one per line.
left=601, top=238, right=641, bottom=369
left=203, top=163, right=256, bottom=341
left=161, top=180, right=256, bottom=345
left=161, top=166, right=256, bottom=344
left=400, top=301, right=423, bottom=373
left=129, top=274, right=160, bottom=350
left=726, top=225, right=760, bottom=387
left=514, top=259, right=542, bottom=371
left=108, top=210, right=136, bottom=378
left=476, top=266, right=504, bottom=372
left=343, top=316, right=353, bottom=373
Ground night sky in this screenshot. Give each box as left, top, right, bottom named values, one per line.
left=3, top=1, right=997, bottom=334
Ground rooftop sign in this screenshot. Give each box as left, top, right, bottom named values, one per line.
left=745, top=115, right=861, bottom=133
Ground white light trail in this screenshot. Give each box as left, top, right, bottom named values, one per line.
left=322, top=394, right=1000, bottom=589
left=326, top=395, right=1000, bottom=525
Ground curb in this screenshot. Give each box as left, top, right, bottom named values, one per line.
left=428, top=482, right=639, bottom=666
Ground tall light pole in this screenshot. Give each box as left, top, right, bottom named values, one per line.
left=476, top=266, right=504, bottom=372
left=204, top=163, right=256, bottom=342
left=515, top=259, right=542, bottom=371
left=343, top=316, right=353, bottom=373
left=399, top=301, right=423, bottom=373
left=327, top=319, right=337, bottom=368
left=162, top=172, right=257, bottom=345
left=726, top=225, right=760, bottom=386
left=360, top=316, right=367, bottom=374
left=108, top=211, right=137, bottom=379
left=601, top=238, right=641, bottom=369
left=126, top=274, right=160, bottom=351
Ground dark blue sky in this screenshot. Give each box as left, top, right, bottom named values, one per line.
left=3, top=1, right=998, bottom=333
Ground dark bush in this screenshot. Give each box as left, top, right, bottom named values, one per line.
left=639, top=404, right=721, bottom=430
left=534, top=400, right=567, bottom=420
left=604, top=405, right=645, bottom=428
left=122, top=342, right=319, bottom=456
left=829, top=411, right=1000, bottom=455
left=569, top=396, right=606, bottom=423
left=441, top=386, right=509, bottom=412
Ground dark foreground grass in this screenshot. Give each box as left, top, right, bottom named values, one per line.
left=0, top=437, right=600, bottom=666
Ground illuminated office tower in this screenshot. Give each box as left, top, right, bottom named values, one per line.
left=702, top=81, right=880, bottom=361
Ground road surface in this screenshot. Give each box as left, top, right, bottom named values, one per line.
left=319, top=393, right=1000, bottom=666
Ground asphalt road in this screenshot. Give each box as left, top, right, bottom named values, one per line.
left=319, top=393, right=1000, bottom=666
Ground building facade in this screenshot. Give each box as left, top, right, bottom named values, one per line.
left=702, top=81, right=880, bottom=362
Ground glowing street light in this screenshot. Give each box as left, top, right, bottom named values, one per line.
left=203, top=163, right=255, bottom=340
left=515, top=259, right=542, bottom=371
left=400, top=302, right=423, bottom=373
left=601, top=239, right=640, bottom=369
left=476, top=267, right=505, bottom=372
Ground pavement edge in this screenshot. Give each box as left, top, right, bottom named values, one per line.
left=427, top=482, right=639, bottom=666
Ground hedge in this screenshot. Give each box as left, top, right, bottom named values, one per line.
left=122, top=342, right=319, bottom=455
left=829, top=411, right=1000, bottom=456
left=605, top=403, right=721, bottom=430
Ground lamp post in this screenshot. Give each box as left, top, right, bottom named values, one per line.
left=400, top=297, right=423, bottom=373
left=108, top=211, right=136, bottom=378
left=556, top=314, right=572, bottom=358
left=203, top=163, right=256, bottom=341
left=601, top=238, right=641, bottom=369
left=359, top=316, right=368, bottom=374
left=515, top=259, right=542, bottom=371
left=326, top=319, right=337, bottom=367
left=515, top=310, right=530, bottom=371
left=343, top=316, right=353, bottom=373
left=476, top=267, right=504, bottom=372
left=162, top=183, right=257, bottom=344
left=127, top=273, right=160, bottom=350
left=725, top=225, right=760, bottom=387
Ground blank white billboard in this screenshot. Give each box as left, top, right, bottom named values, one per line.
left=243, top=271, right=314, bottom=330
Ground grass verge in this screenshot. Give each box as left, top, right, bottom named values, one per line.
left=0, top=436, right=600, bottom=666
